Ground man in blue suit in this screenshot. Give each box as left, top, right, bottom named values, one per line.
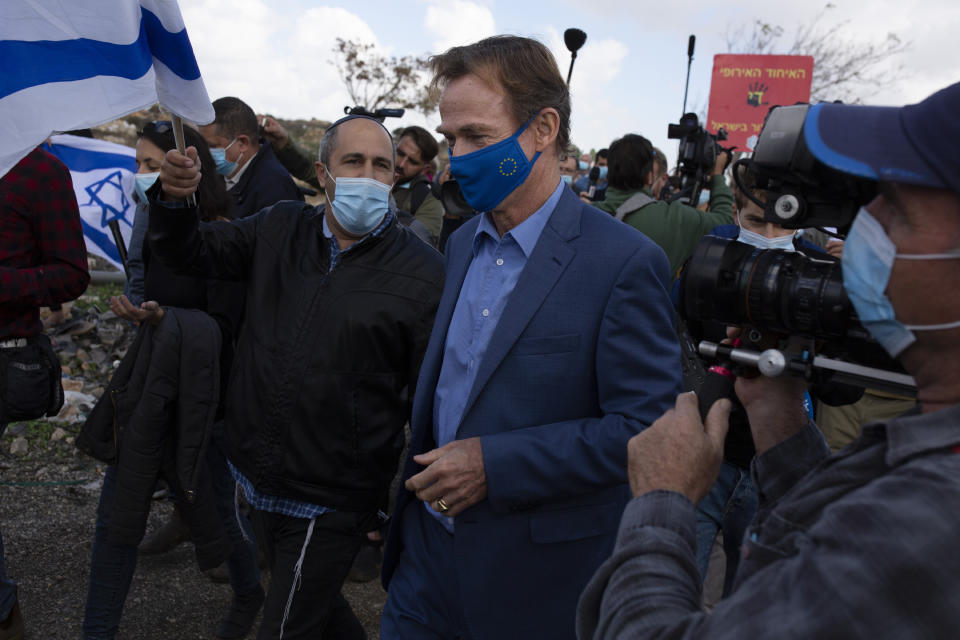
left=381, top=35, right=683, bottom=639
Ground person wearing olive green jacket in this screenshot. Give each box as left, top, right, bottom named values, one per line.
left=594, top=134, right=733, bottom=280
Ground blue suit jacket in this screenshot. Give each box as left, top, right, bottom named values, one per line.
left=383, top=187, right=683, bottom=639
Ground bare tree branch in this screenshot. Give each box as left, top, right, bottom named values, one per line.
left=330, top=38, right=439, bottom=115
left=723, top=4, right=910, bottom=103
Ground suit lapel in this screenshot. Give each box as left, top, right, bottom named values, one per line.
left=458, top=192, right=582, bottom=427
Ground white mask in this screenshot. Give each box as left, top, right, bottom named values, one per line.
left=736, top=212, right=796, bottom=252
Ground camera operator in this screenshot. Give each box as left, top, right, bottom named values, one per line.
left=595, top=133, right=733, bottom=279
left=578, top=81, right=960, bottom=638
left=684, top=164, right=829, bottom=600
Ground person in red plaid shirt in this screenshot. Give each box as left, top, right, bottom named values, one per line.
left=0, top=146, right=89, bottom=639
left=1, top=147, right=89, bottom=339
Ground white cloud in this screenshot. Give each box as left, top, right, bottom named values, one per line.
left=424, top=0, right=496, bottom=52
left=183, top=1, right=387, bottom=121
left=545, top=27, right=629, bottom=152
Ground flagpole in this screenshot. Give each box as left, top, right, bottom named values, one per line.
left=107, top=220, right=129, bottom=277
left=171, top=115, right=198, bottom=208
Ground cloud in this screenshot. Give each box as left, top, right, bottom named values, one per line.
left=424, top=0, right=496, bottom=52
left=545, top=27, right=630, bottom=151
left=182, top=1, right=384, bottom=121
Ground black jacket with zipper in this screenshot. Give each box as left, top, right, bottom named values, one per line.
left=148, top=200, right=444, bottom=512
left=78, top=308, right=229, bottom=569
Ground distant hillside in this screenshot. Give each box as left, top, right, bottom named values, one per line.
left=90, top=105, right=331, bottom=159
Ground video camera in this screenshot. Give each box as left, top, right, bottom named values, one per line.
left=666, top=112, right=731, bottom=206
left=678, top=104, right=916, bottom=396
left=343, top=105, right=405, bottom=122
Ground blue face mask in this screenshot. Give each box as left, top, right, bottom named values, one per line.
left=843, top=207, right=960, bottom=357
left=134, top=172, right=159, bottom=203
left=325, top=169, right=391, bottom=236
left=598, top=165, right=608, bottom=180
left=211, top=138, right=239, bottom=176
left=578, top=160, right=589, bottom=171
left=449, top=117, right=541, bottom=212
left=561, top=174, right=573, bottom=185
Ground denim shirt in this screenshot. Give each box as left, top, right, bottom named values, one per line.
left=578, top=403, right=960, bottom=639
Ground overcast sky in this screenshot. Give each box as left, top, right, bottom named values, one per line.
left=181, top=0, right=959, bottom=166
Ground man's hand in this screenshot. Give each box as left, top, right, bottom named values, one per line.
left=258, top=115, right=289, bottom=151
left=159, top=147, right=201, bottom=200
left=405, top=437, right=487, bottom=517
left=110, top=295, right=164, bottom=326
left=436, top=165, right=451, bottom=186
left=711, top=149, right=730, bottom=177
left=826, top=239, right=844, bottom=259
left=626, top=392, right=731, bottom=503
left=725, top=326, right=810, bottom=454
left=735, top=374, right=808, bottom=454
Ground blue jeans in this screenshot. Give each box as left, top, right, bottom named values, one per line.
left=0, top=424, right=16, bottom=620
left=694, top=461, right=758, bottom=596
left=83, top=440, right=261, bottom=639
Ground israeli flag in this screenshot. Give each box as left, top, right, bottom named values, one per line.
left=43, top=134, right=137, bottom=270
left=0, top=0, right=215, bottom=178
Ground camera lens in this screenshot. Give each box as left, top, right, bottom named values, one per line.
left=680, top=235, right=854, bottom=339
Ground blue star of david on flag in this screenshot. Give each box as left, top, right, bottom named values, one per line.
left=84, top=170, right=132, bottom=227
left=42, top=134, right=137, bottom=269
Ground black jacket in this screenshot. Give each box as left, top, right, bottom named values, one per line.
left=148, top=201, right=444, bottom=512
left=229, top=140, right=304, bottom=219
left=79, top=309, right=229, bottom=569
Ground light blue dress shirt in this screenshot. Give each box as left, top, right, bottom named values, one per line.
left=426, top=180, right=565, bottom=530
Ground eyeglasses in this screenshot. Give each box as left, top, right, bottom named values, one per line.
left=139, top=120, right=172, bottom=136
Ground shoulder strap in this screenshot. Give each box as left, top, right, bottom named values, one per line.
left=614, top=192, right=656, bottom=221
left=410, top=178, right=433, bottom=215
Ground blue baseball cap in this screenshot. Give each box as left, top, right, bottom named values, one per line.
left=802, top=81, right=960, bottom=195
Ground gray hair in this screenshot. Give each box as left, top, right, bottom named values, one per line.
left=318, top=125, right=339, bottom=165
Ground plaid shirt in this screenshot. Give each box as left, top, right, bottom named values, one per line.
left=579, top=405, right=960, bottom=639
left=227, top=206, right=394, bottom=519
left=1, top=148, right=89, bottom=338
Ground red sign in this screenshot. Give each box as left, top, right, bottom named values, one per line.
left=706, top=54, right=814, bottom=151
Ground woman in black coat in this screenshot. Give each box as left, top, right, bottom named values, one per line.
left=83, top=122, right=261, bottom=640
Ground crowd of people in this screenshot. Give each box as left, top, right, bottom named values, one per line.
left=1, top=31, right=959, bottom=640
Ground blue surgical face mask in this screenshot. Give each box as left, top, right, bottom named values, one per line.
left=598, top=165, right=608, bottom=180
left=325, top=169, right=390, bottom=236
left=843, top=207, right=960, bottom=357
left=736, top=212, right=796, bottom=251
left=561, top=174, right=573, bottom=185
left=578, top=160, right=589, bottom=171
left=134, top=172, right=159, bottom=203
left=211, top=138, right=239, bottom=176
left=449, top=117, right=541, bottom=212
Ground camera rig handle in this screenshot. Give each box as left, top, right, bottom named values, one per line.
left=698, top=341, right=917, bottom=397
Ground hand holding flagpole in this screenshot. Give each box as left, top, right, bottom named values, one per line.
left=170, top=115, right=197, bottom=207
left=159, top=145, right=201, bottom=201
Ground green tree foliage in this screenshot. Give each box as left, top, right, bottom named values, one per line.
left=331, top=38, right=439, bottom=114
left=725, top=4, right=909, bottom=103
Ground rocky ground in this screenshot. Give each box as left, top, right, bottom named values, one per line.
left=0, top=280, right=387, bottom=639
